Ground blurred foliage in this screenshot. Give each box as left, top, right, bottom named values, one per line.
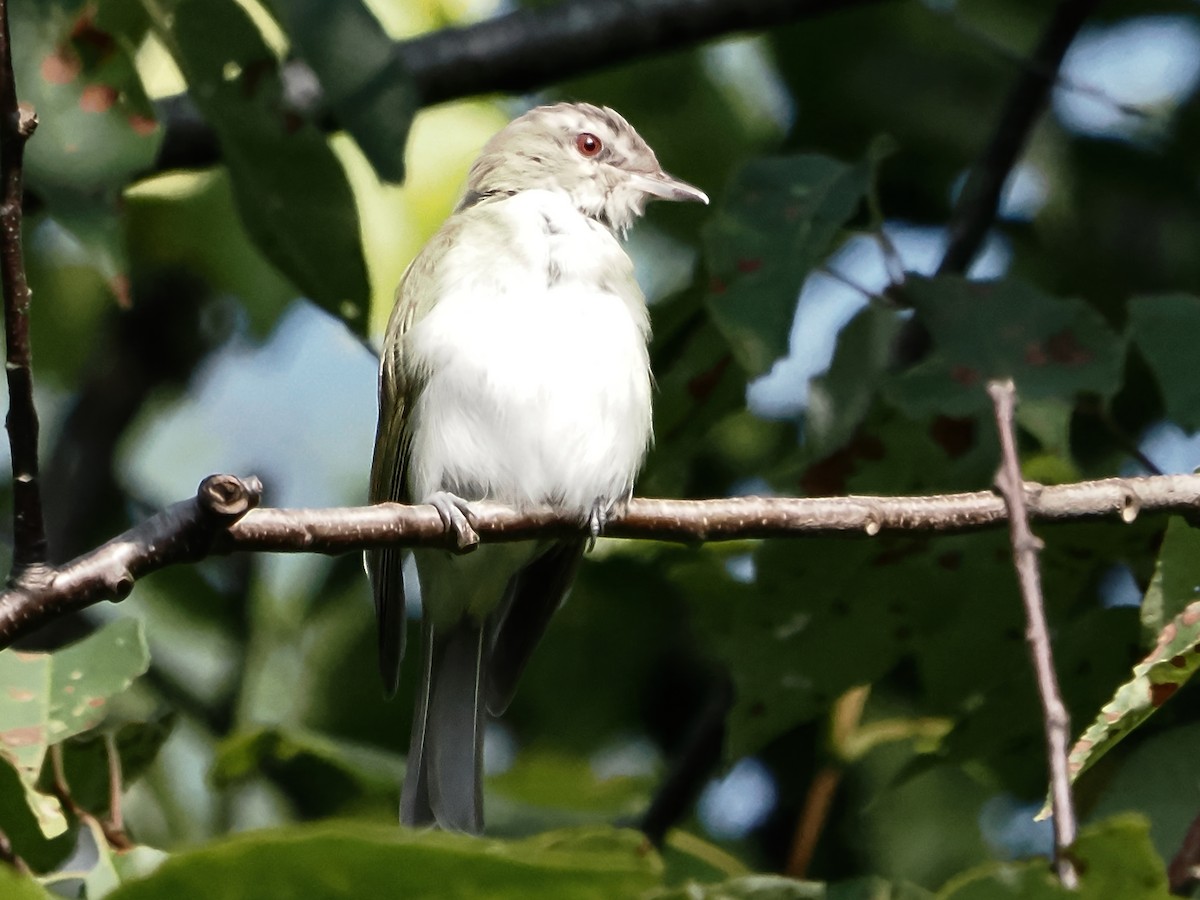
left=3, top=0, right=1200, bottom=896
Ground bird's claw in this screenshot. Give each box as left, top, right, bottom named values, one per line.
left=427, top=491, right=480, bottom=552
left=586, top=501, right=609, bottom=552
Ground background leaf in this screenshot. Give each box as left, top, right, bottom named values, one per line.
left=271, top=0, right=416, bottom=183
left=1127, top=293, right=1200, bottom=430
left=889, top=277, right=1125, bottom=417
left=140, top=0, right=371, bottom=330
left=703, top=153, right=874, bottom=375
left=105, top=824, right=662, bottom=899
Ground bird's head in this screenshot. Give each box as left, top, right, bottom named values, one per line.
left=461, top=102, right=708, bottom=234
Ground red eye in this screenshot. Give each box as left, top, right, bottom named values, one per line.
left=576, top=132, right=602, bottom=157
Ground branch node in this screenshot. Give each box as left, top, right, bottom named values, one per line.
left=15, top=101, right=35, bottom=138
left=1016, top=534, right=1045, bottom=554
left=106, top=571, right=135, bottom=601
left=197, top=474, right=262, bottom=519
left=863, top=512, right=881, bottom=536
left=1120, top=488, right=1141, bottom=524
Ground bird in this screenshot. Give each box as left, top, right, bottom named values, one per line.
left=367, top=101, right=708, bottom=834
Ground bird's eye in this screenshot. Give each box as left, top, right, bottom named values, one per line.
left=576, top=132, right=602, bottom=157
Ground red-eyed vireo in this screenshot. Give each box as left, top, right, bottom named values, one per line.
left=368, top=102, right=708, bottom=833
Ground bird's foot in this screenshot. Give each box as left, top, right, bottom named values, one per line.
left=426, top=491, right=480, bottom=552
left=585, top=500, right=610, bottom=552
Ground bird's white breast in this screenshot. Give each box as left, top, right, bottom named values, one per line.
left=404, top=190, right=653, bottom=519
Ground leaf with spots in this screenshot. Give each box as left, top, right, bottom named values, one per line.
left=1059, top=593, right=1200, bottom=806
left=11, top=0, right=160, bottom=195
left=140, top=0, right=371, bottom=331
left=887, top=276, right=1124, bottom=417
left=0, top=619, right=150, bottom=837
left=702, top=149, right=878, bottom=376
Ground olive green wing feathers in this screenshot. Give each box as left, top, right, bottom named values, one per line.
left=368, top=243, right=444, bottom=698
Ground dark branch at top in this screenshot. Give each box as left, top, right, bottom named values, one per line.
left=937, top=0, right=1098, bottom=275
left=154, top=0, right=884, bottom=171
left=0, top=0, right=46, bottom=577
left=399, top=0, right=873, bottom=107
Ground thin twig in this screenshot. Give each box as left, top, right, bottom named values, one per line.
left=1168, top=807, right=1200, bottom=895
left=49, top=740, right=132, bottom=852
left=639, top=675, right=732, bottom=846
left=785, top=685, right=869, bottom=878
left=1, top=469, right=1197, bottom=650
left=49, top=743, right=84, bottom=821
left=938, top=6, right=1151, bottom=123
left=937, top=0, right=1099, bottom=276
left=102, top=732, right=131, bottom=849
left=0, top=0, right=46, bottom=577
left=988, top=379, right=1078, bottom=889
left=786, top=765, right=841, bottom=878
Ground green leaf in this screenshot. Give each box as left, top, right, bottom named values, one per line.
left=1089, top=722, right=1200, bottom=865
left=1071, top=814, right=1171, bottom=899
left=141, top=0, right=371, bottom=331
left=0, top=756, right=74, bottom=873
left=650, top=875, right=932, bottom=900
left=703, top=152, right=874, bottom=375
left=888, top=277, right=1125, bottom=416
left=124, top=169, right=296, bottom=337
left=13, top=0, right=160, bottom=195
left=0, top=865, right=54, bottom=900
left=676, top=537, right=918, bottom=758
left=0, top=619, right=149, bottom=837
left=937, top=815, right=1168, bottom=899
left=650, top=875, right=827, bottom=899
left=937, top=860, right=1064, bottom=899
left=1128, top=293, right=1200, bottom=429
left=490, top=749, right=653, bottom=816
left=106, top=824, right=662, bottom=899
left=271, top=0, right=416, bottom=183
left=212, top=726, right=401, bottom=816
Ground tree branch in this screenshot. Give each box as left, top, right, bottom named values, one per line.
left=1168, top=807, right=1200, bottom=895
left=153, top=0, right=885, bottom=171
left=0, top=0, right=46, bottom=577
left=988, top=379, right=1078, bottom=890
left=639, top=674, right=732, bottom=847
left=399, top=0, right=873, bottom=107
left=937, top=0, right=1098, bottom=276
left=3, top=469, right=1200, bottom=650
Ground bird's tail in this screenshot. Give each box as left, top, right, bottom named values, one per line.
left=400, top=619, right=486, bottom=834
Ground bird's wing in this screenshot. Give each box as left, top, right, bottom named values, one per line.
left=368, top=228, right=455, bottom=697
left=485, top=540, right=585, bottom=716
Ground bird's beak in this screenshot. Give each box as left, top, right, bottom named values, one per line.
left=630, top=171, right=709, bottom=205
